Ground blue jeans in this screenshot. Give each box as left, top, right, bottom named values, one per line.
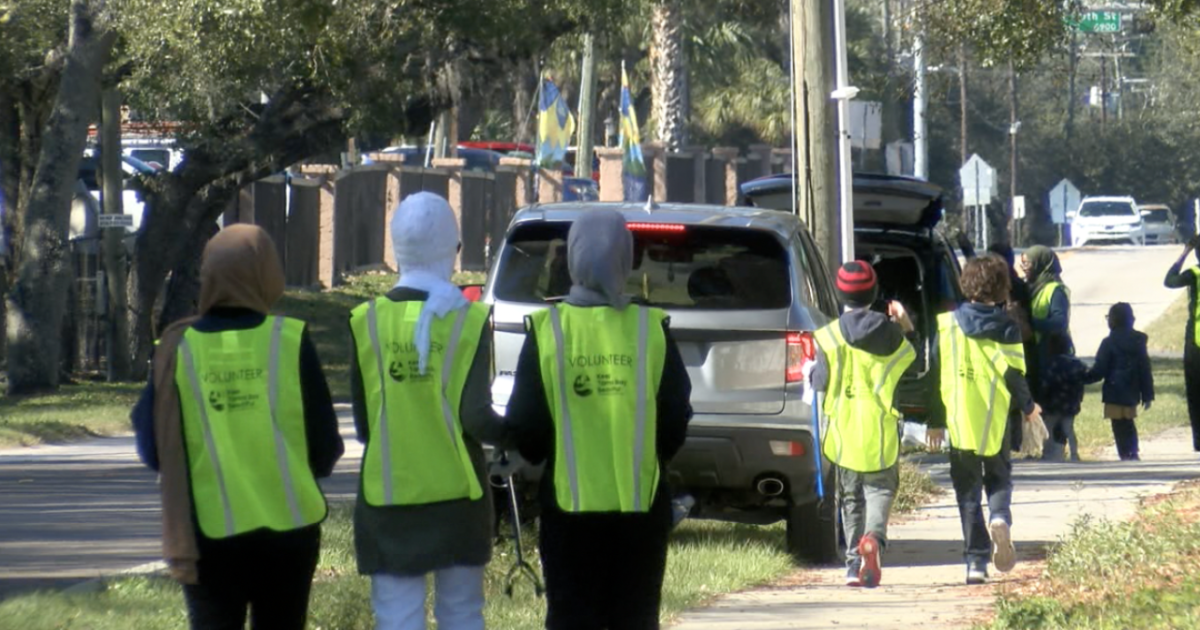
left=371, top=566, right=485, bottom=630
left=949, top=437, right=1013, bottom=565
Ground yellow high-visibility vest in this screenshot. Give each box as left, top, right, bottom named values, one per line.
left=528, top=304, right=667, bottom=513
left=349, top=299, right=489, bottom=507
left=1031, top=282, right=1068, bottom=343
left=814, top=322, right=915, bottom=473
left=175, top=316, right=327, bottom=539
left=937, top=312, right=1026, bottom=456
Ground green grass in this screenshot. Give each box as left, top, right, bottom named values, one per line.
left=896, top=460, right=944, bottom=513
left=0, top=381, right=142, bottom=448
left=0, top=505, right=795, bottom=630
left=1145, top=293, right=1189, bottom=354
left=1065, top=359, right=1187, bottom=457
left=986, top=486, right=1200, bottom=630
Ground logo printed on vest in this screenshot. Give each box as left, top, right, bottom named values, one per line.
left=203, top=367, right=264, bottom=412
left=958, top=365, right=978, bottom=381
left=388, top=361, right=407, bottom=383
left=573, top=374, right=593, bottom=397
left=208, top=390, right=226, bottom=411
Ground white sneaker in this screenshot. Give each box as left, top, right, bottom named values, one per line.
left=990, top=519, right=1016, bottom=573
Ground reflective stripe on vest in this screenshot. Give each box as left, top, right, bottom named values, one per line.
left=349, top=299, right=487, bottom=507
left=529, top=304, right=666, bottom=513
left=1031, top=282, right=1068, bottom=343
left=814, top=322, right=915, bottom=472
left=175, top=316, right=326, bottom=539
left=937, top=312, right=1026, bottom=456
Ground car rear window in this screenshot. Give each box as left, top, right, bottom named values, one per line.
left=493, top=222, right=791, bottom=310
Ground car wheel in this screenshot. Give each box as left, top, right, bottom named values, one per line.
left=785, top=471, right=841, bottom=565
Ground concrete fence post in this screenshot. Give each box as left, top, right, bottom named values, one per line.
left=432, top=158, right=466, bottom=271
left=712, top=147, right=741, bottom=206
left=596, top=147, right=624, bottom=202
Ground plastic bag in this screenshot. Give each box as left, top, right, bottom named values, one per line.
left=1018, top=413, right=1049, bottom=459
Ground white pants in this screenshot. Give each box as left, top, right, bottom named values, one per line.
left=371, top=566, right=486, bottom=630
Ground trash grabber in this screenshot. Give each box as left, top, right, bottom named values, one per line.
left=499, top=453, right=544, bottom=598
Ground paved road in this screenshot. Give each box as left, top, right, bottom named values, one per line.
left=1059, top=244, right=1184, bottom=358
left=0, top=408, right=363, bottom=600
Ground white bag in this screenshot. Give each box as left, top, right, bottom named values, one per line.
left=1018, top=413, right=1049, bottom=459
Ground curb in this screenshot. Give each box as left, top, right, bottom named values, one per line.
left=59, top=560, right=168, bottom=596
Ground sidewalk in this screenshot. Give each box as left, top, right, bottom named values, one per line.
left=671, top=427, right=1200, bottom=630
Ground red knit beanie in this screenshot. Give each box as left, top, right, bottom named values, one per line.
left=836, top=261, right=878, bottom=308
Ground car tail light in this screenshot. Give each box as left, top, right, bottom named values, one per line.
left=627, top=222, right=686, bottom=233
left=786, top=331, right=816, bottom=383
left=769, top=440, right=807, bottom=457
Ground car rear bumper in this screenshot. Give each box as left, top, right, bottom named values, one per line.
left=667, top=411, right=824, bottom=509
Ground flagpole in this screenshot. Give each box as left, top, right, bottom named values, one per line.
left=533, top=63, right=544, bottom=205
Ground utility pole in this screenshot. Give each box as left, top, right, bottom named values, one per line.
left=794, top=0, right=840, bottom=263
left=576, top=33, right=597, bottom=180
left=959, top=42, right=972, bottom=241
left=913, top=14, right=928, bottom=180
left=1100, top=56, right=1108, bottom=128
left=1067, top=30, right=1078, bottom=144
left=1008, top=61, right=1020, bottom=247
left=790, top=0, right=809, bottom=217
left=99, top=89, right=131, bottom=381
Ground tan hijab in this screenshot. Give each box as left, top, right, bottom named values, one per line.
left=150, top=225, right=285, bottom=583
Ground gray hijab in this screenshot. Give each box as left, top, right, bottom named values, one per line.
left=566, top=209, right=633, bottom=309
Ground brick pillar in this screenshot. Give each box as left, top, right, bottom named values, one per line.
left=300, top=165, right=338, bottom=288
left=370, top=153, right=407, bottom=271
left=597, top=147, right=624, bottom=201
left=712, top=147, right=740, bottom=206
left=772, top=148, right=794, bottom=173
left=686, top=146, right=707, bottom=204
left=432, top=158, right=466, bottom=271
left=538, top=166, right=565, bottom=204
left=500, top=157, right=534, bottom=208
left=645, top=142, right=667, bottom=202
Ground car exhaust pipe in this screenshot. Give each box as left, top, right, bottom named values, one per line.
left=756, top=477, right=785, bottom=497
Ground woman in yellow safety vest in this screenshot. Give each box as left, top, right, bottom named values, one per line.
left=132, top=224, right=344, bottom=629
left=507, top=209, right=693, bottom=630
left=1021, top=246, right=1073, bottom=394
left=1163, top=236, right=1200, bottom=451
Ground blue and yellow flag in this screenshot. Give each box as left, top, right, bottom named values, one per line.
left=537, top=74, right=576, bottom=170
left=620, top=65, right=648, bottom=202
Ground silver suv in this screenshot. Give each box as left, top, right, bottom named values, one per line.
left=484, top=201, right=842, bottom=563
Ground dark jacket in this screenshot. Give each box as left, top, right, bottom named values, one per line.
left=1040, top=354, right=1088, bottom=417
left=349, top=288, right=507, bottom=577
left=505, top=310, right=692, bottom=517
left=927, top=302, right=1035, bottom=430
left=1164, top=262, right=1197, bottom=350
left=1085, top=329, right=1155, bottom=407
left=811, top=308, right=917, bottom=402
left=132, top=307, right=344, bottom=477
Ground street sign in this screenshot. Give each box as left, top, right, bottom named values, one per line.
left=1072, top=11, right=1121, bottom=34
left=959, top=154, right=995, bottom=207
left=1048, top=179, right=1082, bottom=225
left=97, top=214, right=134, bottom=229
left=1013, top=195, right=1026, bottom=220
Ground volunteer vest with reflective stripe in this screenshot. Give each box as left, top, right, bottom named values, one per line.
left=349, top=299, right=488, bottom=507
left=814, top=322, right=916, bottom=473
left=175, top=317, right=327, bottom=539
left=936, top=312, right=1027, bottom=457
left=1031, top=282, right=1068, bottom=343
left=1192, top=271, right=1200, bottom=347
left=528, top=304, right=667, bottom=513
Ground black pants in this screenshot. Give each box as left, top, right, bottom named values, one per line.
left=1186, top=347, right=1200, bottom=451
left=948, top=424, right=1013, bottom=565
left=538, top=492, right=672, bottom=630
left=184, top=526, right=321, bottom=630
left=1111, top=419, right=1141, bottom=460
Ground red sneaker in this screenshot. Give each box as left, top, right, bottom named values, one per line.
left=858, top=533, right=882, bottom=588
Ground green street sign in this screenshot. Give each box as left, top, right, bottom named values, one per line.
left=1072, top=11, right=1122, bottom=33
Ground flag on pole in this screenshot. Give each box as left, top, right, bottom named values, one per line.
left=536, top=74, right=575, bottom=170
left=619, top=64, right=648, bottom=202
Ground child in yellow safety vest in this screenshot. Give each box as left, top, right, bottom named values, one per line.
left=812, top=261, right=917, bottom=588
left=927, top=255, right=1041, bottom=585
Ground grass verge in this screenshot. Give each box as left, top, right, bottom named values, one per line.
left=1067, top=359, right=1187, bottom=456
left=987, top=484, right=1200, bottom=630
left=0, top=505, right=794, bottom=630
left=0, top=381, right=142, bottom=449
left=896, top=459, right=944, bottom=514
left=1145, top=293, right=1188, bottom=355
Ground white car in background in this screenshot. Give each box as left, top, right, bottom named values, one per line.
left=1069, top=196, right=1146, bottom=247
left=1139, top=204, right=1177, bottom=244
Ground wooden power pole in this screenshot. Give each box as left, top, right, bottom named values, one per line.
left=576, top=33, right=597, bottom=180
left=100, top=89, right=131, bottom=380
left=791, top=0, right=840, bottom=265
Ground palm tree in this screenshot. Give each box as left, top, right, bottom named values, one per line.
left=651, top=0, right=688, bottom=150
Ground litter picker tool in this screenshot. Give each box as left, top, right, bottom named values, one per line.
left=496, top=452, right=544, bottom=598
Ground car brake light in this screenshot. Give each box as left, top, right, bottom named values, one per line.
left=627, top=222, right=686, bottom=233
left=769, top=440, right=807, bottom=457
left=786, top=331, right=816, bottom=383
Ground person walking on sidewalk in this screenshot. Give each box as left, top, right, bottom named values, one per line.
left=349, top=192, right=509, bottom=630
left=132, top=225, right=345, bottom=630
left=927, top=255, right=1040, bottom=585
left=506, top=209, right=693, bottom=630
left=1022, top=245, right=1073, bottom=365
left=1163, top=237, right=1200, bottom=451
left=1039, top=333, right=1087, bottom=462
left=1085, top=302, right=1155, bottom=462
left=812, top=261, right=917, bottom=588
